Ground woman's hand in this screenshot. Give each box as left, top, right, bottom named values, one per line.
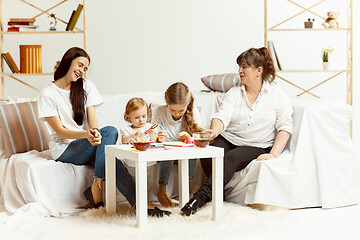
left=207, top=118, right=224, bottom=140
left=87, top=129, right=102, bottom=146
left=177, top=131, right=191, bottom=141
left=256, top=153, right=276, bottom=161
left=203, top=129, right=218, bottom=140
left=157, top=130, right=167, bottom=143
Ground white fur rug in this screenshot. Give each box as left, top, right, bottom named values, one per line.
left=1, top=201, right=359, bottom=240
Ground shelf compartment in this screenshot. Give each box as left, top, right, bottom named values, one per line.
left=278, top=70, right=348, bottom=73
left=1, top=31, right=84, bottom=35
left=269, top=28, right=350, bottom=32
left=0, top=73, right=53, bottom=76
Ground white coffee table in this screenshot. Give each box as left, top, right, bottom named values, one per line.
left=105, top=144, right=224, bottom=227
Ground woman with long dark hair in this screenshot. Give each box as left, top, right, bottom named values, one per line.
left=181, top=47, right=293, bottom=216
left=38, top=47, right=170, bottom=217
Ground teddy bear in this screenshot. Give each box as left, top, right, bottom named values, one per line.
left=322, top=11, right=340, bottom=29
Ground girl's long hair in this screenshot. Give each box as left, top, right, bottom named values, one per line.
left=54, top=47, right=90, bottom=125
left=236, top=47, right=276, bottom=82
left=165, top=82, right=202, bottom=135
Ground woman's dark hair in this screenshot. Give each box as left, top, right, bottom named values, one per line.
left=236, top=47, right=275, bottom=82
left=54, top=47, right=90, bottom=125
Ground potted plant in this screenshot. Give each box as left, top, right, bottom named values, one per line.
left=321, top=47, right=333, bottom=70
left=304, top=18, right=315, bottom=28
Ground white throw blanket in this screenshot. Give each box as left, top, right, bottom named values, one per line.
left=0, top=94, right=358, bottom=221
left=225, top=99, right=358, bottom=208
left=0, top=150, right=93, bottom=217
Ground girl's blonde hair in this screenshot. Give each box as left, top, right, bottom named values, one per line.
left=165, top=82, right=202, bottom=135
left=124, top=97, right=149, bottom=123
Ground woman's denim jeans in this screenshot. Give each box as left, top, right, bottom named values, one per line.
left=56, top=126, right=136, bottom=206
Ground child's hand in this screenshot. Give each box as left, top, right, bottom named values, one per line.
left=157, top=130, right=167, bottom=143
left=134, top=131, right=145, bottom=138
left=177, top=131, right=191, bottom=141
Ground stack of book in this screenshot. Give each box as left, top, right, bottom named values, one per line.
left=7, top=18, right=39, bottom=32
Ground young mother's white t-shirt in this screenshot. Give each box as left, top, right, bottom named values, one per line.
left=38, top=79, right=103, bottom=160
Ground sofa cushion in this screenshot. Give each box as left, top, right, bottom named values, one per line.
left=0, top=101, right=50, bottom=158
left=201, top=73, right=239, bottom=92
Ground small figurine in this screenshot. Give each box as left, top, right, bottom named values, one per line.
left=322, top=12, right=340, bottom=29
left=49, top=13, right=57, bottom=31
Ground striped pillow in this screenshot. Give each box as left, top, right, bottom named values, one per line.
left=0, top=101, right=50, bottom=158
left=201, top=73, right=239, bottom=92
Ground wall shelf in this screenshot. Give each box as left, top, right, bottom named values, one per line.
left=0, top=0, right=87, bottom=96
left=0, top=73, right=54, bottom=76
left=269, top=28, right=350, bottom=31
left=1, top=31, right=84, bottom=35
left=278, top=70, right=348, bottom=73
left=264, top=0, right=353, bottom=105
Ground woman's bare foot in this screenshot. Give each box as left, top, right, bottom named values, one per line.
left=157, top=184, right=175, bottom=207
left=91, top=178, right=103, bottom=204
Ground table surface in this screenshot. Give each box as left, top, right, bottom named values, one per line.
left=106, top=144, right=224, bottom=161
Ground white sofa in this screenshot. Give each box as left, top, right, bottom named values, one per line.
left=0, top=91, right=358, bottom=218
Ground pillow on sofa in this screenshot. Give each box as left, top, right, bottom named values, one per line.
left=0, top=101, right=50, bottom=158
left=201, top=73, right=239, bottom=92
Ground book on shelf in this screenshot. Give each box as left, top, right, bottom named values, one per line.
left=267, top=40, right=282, bottom=70
left=1, top=53, right=14, bottom=72
left=1, top=52, right=20, bottom=73
left=19, top=45, right=42, bottom=73
left=8, top=25, right=38, bottom=28
left=7, top=27, right=20, bottom=32
left=7, top=25, right=39, bottom=32
left=8, top=21, right=35, bottom=26
left=66, top=4, right=83, bottom=31
left=9, top=18, right=36, bottom=23
left=65, top=10, right=76, bottom=31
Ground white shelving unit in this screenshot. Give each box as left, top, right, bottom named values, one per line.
left=0, top=0, right=87, bottom=97
left=264, top=0, right=353, bottom=104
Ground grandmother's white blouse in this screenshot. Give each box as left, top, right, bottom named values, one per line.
left=212, top=81, right=293, bottom=148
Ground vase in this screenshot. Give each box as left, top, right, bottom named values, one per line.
left=322, top=62, right=329, bottom=70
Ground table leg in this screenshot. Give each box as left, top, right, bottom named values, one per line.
left=105, top=152, right=116, bottom=215
left=136, top=161, right=147, bottom=228
left=212, top=156, right=223, bottom=221
left=178, top=159, right=189, bottom=208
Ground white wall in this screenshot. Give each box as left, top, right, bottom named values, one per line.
left=2, top=0, right=360, bottom=147
left=86, top=0, right=263, bottom=94
left=3, top=0, right=264, bottom=96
